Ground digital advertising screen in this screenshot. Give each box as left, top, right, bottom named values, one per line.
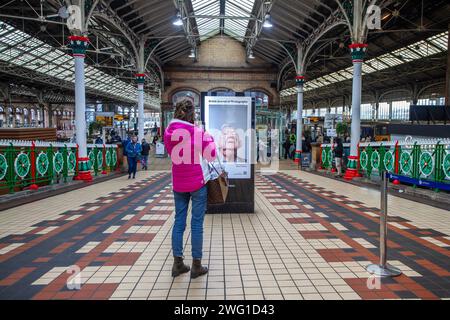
left=204, top=96, right=252, bottom=179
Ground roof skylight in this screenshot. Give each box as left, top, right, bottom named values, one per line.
left=0, top=21, right=160, bottom=108
left=280, top=32, right=448, bottom=97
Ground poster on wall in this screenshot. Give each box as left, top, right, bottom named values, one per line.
left=204, top=96, right=252, bottom=179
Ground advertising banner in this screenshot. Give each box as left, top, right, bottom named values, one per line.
left=204, top=96, right=252, bottom=179
left=95, top=112, right=114, bottom=126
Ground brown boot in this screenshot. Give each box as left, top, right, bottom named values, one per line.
left=190, top=259, right=208, bottom=279
left=172, top=256, right=190, bottom=277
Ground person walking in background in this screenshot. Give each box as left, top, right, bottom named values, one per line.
left=152, top=135, right=159, bottom=146
left=283, top=135, right=291, bottom=160
left=164, top=99, right=216, bottom=279
left=334, top=137, right=344, bottom=177
left=289, top=132, right=296, bottom=159
left=290, top=132, right=296, bottom=146
left=141, top=138, right=150, bottom=170
left=95, top=135, right=103, bottom=144
left=258, top=137, right=267, bottom=164
left=125, top=135, right=142, bottom=179
left=122, top=134, right=131, bottom=157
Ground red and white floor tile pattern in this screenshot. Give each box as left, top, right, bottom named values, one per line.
left=0, top=169, right=448, bottom=300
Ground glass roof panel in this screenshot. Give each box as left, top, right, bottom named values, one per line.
left=192, top=0, right=255, bottom=41
left=281, top=32, right=448, bottom=97
left=377, top=54, right=403, bottom=66
left=192, top=0, right=221, bottom=40
left=428, top=33, right=447, bottom=50
left=224, top=0, right=255, bottom=40
left=0, top=20, right=160, bottom=108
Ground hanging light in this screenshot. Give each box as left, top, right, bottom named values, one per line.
left=173, top=11, right=183, bottom=26
left=262, top=14, right=273, bottom=28
left=188, top=48, right=195, bottom=58
left=248, top=50, right=255, bottom=59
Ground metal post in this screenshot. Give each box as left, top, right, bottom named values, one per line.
left=350, top=60, right=362, bottom=158
left=295, top=80, right=304, bottom=166
left=379, top=171, right=388, bottom=266
left=137, top=41, right=145, bottom=142
left=137, top=82, right=145, bottom=141
left=69, top=35, right=92, bottom=181
left=367, top=171, right=402, bottom=277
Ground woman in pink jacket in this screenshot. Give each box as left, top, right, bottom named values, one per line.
left=164, top=99, right=216, bottom=279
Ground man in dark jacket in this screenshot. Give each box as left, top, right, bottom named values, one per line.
left=95, top=136, right=103, bottom=144
left=283, top=135, right=291, bottom=160
left=141, top=138, right=150, bottom=170
left=334, top=137, right=344, bottom=177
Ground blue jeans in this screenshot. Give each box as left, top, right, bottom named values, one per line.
left=172, top=185, right=207, bottom=259
left=141, top=155, right=148, bottom=168
left=127, top=156, right=137, bottom=176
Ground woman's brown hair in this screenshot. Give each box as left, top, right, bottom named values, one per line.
left=174, top=99, right=195, bottom=124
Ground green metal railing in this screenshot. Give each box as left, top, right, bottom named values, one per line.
left=0, top=140, right=119, bottom=194
left=319, top=139, right=450, bottom=191
left=358, top=139, right=450, bottom=190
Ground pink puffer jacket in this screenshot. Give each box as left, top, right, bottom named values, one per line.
left=164, top=119, right=216, bottom=193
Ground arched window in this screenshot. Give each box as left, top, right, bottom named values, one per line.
left=172, top=90, right=201, bottom=121
left=209, top=88, right=235, bottom=96
left=172, top=90, right=200, bottom=108
left=244, top=90, right=269, bottom=109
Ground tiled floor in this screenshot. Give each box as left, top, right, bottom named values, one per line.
left=0, top=161, right=449, bottom=300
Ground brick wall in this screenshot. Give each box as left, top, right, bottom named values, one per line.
left=162, top=36, right=280, bottom=106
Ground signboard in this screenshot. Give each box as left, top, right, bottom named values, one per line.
left=155, top=142, right=166, bottom=158
left=327, top=128, right=337, bottom=137
left=204, top=96, right=252, bottom=179
left=324, top=114, right=343, bottom=129
left=95, top=112, right=114, bottom=126
left=301, top=153, right=311, bottom=168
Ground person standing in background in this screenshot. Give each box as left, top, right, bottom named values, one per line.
left=334, top=137, right=344, bottom=177
left=152, top=135, right=159, bottom=146
left=125, top=135, right=142, bottom=179
left=141, top=138, right=150, bottom=170
left=95, top=135, right=103, bottom=144
left=283, top=135, right=291, bottom=160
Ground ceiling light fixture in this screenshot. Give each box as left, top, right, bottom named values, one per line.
left=188, top=48, right=196, bottom=58
left=173, top=12, right=183, bottom=26
left=263, top=14, right=273, bottom=28
left=248, top=50, right=255, bottom=59
left=382, top=12, right=391, bottom=20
